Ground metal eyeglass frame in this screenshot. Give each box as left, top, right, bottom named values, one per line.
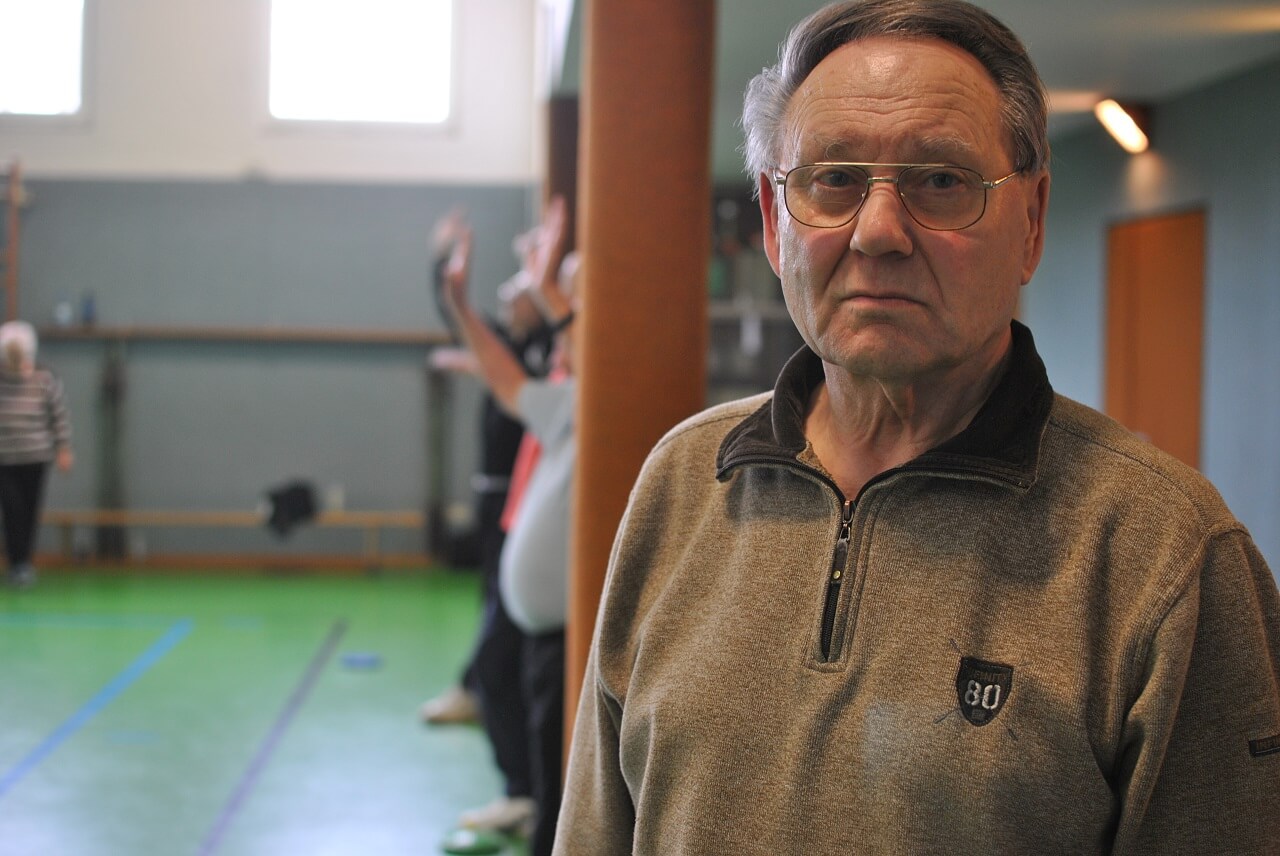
left=773, top=162, right=1020, bottom=231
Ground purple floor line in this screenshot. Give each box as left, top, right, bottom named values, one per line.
left=197, top=618, right=348, bottom=856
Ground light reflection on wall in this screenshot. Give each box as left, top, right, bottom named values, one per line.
left=1121, top=150, right=1173, bottom=213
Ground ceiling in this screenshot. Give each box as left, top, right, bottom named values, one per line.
left=555, top=0, right=1280, bottom=182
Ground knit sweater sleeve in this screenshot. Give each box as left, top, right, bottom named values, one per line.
left=553, top=639, right=636, bottom=855
left=46, top=374, right=71, bottom=450
left=1115, top=526, right=1280, bottom=853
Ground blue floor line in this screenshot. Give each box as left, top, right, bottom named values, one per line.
left=0, top=618, right=195, bottom=799
left=0, top=613, right=177, bottom=629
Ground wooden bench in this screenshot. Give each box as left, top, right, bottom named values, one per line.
left=41, top=508, right=426, bottom=570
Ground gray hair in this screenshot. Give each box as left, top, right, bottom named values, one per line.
left=0, top=320, right=37, bottom=371
left=741, top=0, right=1049, bottom=188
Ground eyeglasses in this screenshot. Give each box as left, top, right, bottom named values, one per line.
left=773, top=163, right=1019, bottom=231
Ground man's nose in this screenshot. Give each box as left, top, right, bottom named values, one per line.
left=849, top=182, right=914, bottom=256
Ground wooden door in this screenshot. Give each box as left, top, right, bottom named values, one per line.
left=1104, top=210, right=1205, bottom=469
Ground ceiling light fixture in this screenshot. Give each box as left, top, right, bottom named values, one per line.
left=1094, top=99, right=1150, bottom=154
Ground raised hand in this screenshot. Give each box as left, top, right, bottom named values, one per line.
left=525, top=196, right=573, bottom=323
left=442, top=224, right=476, bottom=317
left=431, top=207, right=468, bottom=260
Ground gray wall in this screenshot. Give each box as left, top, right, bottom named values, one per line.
left=1024, top=55, right=1280, bottom=571
left=23, top=180, right=536, bottom=558
left=18, top=55, right=1280, bottom=572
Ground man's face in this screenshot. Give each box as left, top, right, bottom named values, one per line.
left=759, top=36, right=1049, bottom=385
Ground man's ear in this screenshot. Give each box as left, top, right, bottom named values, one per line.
left=1020, top=171, right=1051, bottom=285
left=758, top=172, right=783, bottom=277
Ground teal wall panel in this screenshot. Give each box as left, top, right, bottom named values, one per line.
left=19, top=180, right=536, bottom=557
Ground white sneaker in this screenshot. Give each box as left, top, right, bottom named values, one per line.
left=418, top=685, right=481, bottom=725
left=8, top=563, right=36, bottom=590
left=459, top=796, right=537, bottom=836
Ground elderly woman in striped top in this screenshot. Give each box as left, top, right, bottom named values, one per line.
left=0, top=321, right=72, bottom=589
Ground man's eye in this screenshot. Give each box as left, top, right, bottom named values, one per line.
left=812, top=167, right=861, bottom=189
left=916, top=168, right=969, bottom=191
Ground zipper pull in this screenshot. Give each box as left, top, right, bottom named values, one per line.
left=819, top=499, right=854, bottom=661
left=831, top=499, right=853, bottom=581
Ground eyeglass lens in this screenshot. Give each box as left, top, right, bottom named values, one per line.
left=784, top=164, right=989, bottom=231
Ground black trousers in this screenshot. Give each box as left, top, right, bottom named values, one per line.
left=467, top=489, right=534, bottom=798
left=471, top=536, right=534, bottom=799
left=523, top=628, right=565, bottom=856
left=0, top=462, right=49, bottom=568
left=462, top=489, right=565, bottom=854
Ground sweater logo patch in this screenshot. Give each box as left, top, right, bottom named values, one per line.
left=1250, top=734, right=1280, bottom=758
left=955, top=657, right=1013, bottom=726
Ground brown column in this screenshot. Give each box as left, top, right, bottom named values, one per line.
left=567, top=1, right=715, bottom=736
left=3, top=162, right=21, bottom=321
left=546, top=95, right=580, bottom=253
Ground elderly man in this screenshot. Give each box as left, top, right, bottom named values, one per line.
left=554, top=1, right=1280, bottom=853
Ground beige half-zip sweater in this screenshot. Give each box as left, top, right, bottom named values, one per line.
left=555, top=323, right=1280, bottom=855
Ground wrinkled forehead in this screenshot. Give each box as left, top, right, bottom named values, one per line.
left=779, top=36, right=1010, bottom=167
left=799, top=130, right=981, bottom=164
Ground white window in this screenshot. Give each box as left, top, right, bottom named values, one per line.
left=269, top=0, right=453, bottom=124
left=0, top=0, right=85, bottom=116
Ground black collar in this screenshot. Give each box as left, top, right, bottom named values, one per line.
left=716, top=321, right=1054, bottom=491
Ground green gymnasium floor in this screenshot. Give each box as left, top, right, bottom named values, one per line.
left=0, top=567, right=529, bottom=856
